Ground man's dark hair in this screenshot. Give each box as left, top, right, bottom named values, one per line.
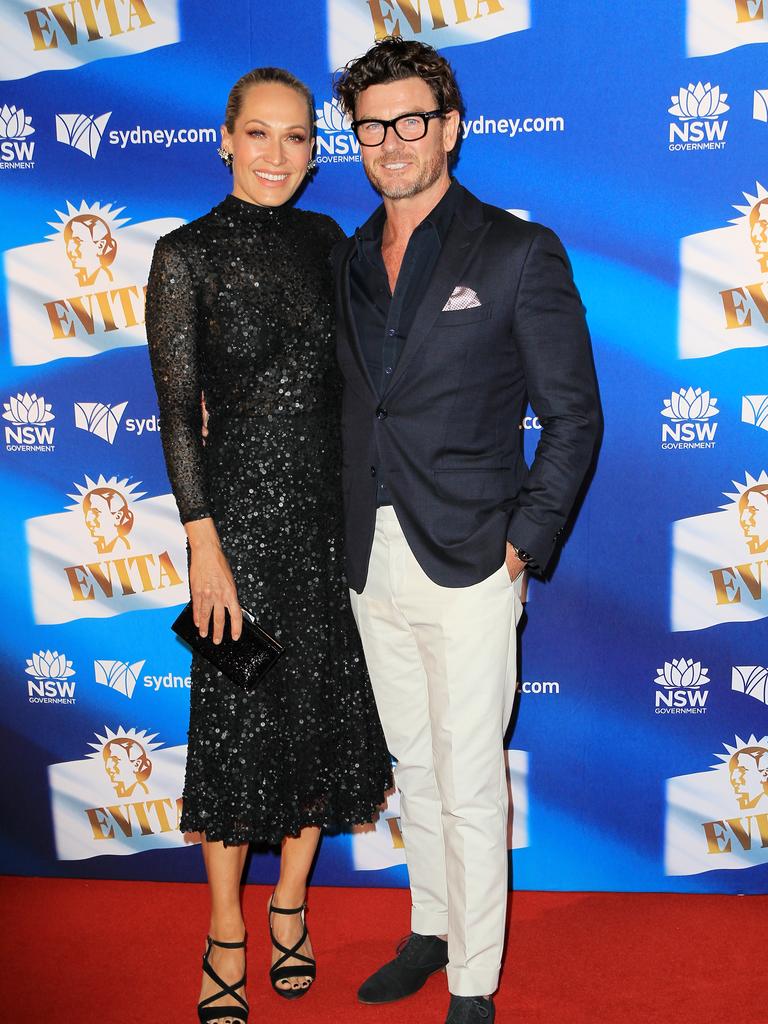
left=334, top=36, right=463, bottom=120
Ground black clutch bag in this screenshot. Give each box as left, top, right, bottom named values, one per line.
left=171, top=601, right=284, bottom=691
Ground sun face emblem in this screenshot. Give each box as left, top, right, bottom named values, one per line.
left=721, top=471, right=768, bottom=555
left=67, top=475, right=145, bottom=554
left=730, top=182, right=768, bottom=273
left=46, top=200, right=129, bottom=287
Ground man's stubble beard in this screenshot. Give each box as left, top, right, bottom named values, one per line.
left=363, top=147, right=446, bottom=200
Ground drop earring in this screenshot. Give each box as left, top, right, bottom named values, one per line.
left=307, top=158, right=318, bottom=173
left=217, top=145, right=233, bottom=169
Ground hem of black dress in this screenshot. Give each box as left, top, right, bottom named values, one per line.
left=179, top=777, right=394, bottom=849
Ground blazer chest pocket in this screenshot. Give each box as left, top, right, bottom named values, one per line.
left=434, top=302, right=494, bottom=329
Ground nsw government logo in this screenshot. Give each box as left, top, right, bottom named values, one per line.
left=3, top=392, right=55, bottom=452
left=660, top=387, right=718, bottom=449
left=665, top=735, right=768, bottom=875
left=668, top=82, right=729, bottom=151
left=47, top=726, right=194, bottom=860
left=25, top=473, right=187, bottom=625
left=314, top=99, right=360, bottom=165
left=0, top=104, right=35, bottom=169
left=678, top=182, right=768, bottom=359
left=56, top=112, right=111, bottom=159
left=671, top=470, right=768, bottom=631
left=654, top=658, right=709, bottom=714
left=25, top=650, right=76, bottom=705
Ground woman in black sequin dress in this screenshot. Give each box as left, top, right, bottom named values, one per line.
left=145, top=68, right=391, bottom=1022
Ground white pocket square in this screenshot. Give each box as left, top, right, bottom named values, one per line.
left=442, top=285, right=481, bottom=312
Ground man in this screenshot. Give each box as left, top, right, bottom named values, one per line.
left=333, top=37, right=601, bottom=1023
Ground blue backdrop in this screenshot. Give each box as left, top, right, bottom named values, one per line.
left=1, top=0, right=767, bottom=893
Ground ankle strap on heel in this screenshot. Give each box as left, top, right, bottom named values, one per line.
left=269, top=902, right=306, bottom=916
left=206, top=935, right=247, bottom=949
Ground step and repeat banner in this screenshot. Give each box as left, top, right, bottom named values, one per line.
left=0, top=0, right=766, bottom=894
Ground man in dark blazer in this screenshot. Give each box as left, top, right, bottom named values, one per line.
left=333, top=37, right=601, bottom=1024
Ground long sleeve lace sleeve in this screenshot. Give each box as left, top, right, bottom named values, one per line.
left=145, top=236, right=211, bottom=524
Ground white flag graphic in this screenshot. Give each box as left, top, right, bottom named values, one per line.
left=0, top=0, right=180, bottom=82
left=25, top=479, right=188, bottom=625
left=686, top=0, right=768, bottom=57
left=48, top=732, right=194, bottom=860
left=326, top=0, right=529, bottom=72
left=4, top=207, right=184, bottom=365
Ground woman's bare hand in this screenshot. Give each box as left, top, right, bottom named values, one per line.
left=185, top=519, right=243, bottom=644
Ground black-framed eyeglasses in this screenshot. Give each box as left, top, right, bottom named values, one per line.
left=351, top=109, right=445, bottom=146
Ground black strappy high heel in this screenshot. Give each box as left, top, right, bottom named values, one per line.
left=197, top=936, right=249, bottom=1023
left=268, top=896, right=317, bottom=999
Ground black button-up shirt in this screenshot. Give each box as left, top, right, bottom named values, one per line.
left=349, top=179, right=460, bottom=504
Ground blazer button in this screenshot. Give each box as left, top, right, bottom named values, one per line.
left=370, top=466, right=377, bottom=477
left=376, top=407, right=388, bottom=419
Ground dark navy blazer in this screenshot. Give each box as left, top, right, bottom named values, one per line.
left=333, top=182, right=602, bottom=593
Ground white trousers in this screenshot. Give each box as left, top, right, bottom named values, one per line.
left=349, top=506, right=522, bottom=996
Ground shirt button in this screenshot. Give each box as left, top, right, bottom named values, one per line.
left=370, top=466, right=377, bottom=477
left=387, top=328, right=396, bottom=336
left=385, top=366, right=393, bottom=375
left=376, top=407, right=388, bottom=419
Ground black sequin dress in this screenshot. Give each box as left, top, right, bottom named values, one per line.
left=145, top=193, right=392, bottom=845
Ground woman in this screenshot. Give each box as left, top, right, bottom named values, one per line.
left=145, top=67, right=392, bottom=1023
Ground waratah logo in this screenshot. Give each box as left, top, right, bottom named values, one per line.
left=0, top=104, right=34, bottom=140
left=661, top=387, right=719, bottom=422
left=669, top=82, right=730, bottom=120
left=732, top=666, right=768, bottom=705
left=55, top=113, right=111, bottom=159
left=74, top=401, right=127, bottom=443
left=3, top=392, right=54, bottom=426
left=26, top=650, right=75, bottom=682
left=315, top=99, right=351, bottom=133
left=94, top=659, right=146, bottom=699
left=742, top=395, right=768, bottom=432
left=655, top=658, right=710, bottom=689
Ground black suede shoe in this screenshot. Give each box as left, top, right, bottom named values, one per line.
left=357, top=933, right=449, bottom=1004
left=446, top=994, right=495, bottom=1023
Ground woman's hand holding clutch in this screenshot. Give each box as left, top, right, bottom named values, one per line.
left=185, top=518, right=243, bottom=645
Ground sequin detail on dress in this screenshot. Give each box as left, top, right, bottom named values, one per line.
left=146, top=194, right=392, bottom=844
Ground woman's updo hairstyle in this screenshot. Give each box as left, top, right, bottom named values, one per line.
left=224, top=67, right=315, bottom=134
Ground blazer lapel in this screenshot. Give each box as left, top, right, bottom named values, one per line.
left=337, top=239, right=378, bottom=399
left=384, top=196, right=490, bottom=397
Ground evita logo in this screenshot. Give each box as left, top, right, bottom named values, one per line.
left=0, top=104, right=35, bottom=169
left=48, top=726, right=191, bottom=860
left=314, top=100, right=360, bottom=165
left=654, top=658, right=709, bottom=714
left=668, top=82, right=729, bottom=151
left=25, top=473, right=187, bottom=625
left=665, top=735, right=768, bottom=875
left=677, top=182, right=768, bottom=359
left=3, top=392, right=55, bottom=452
left=25, top=650, right=77, bottom=705
left=5, top=199, right=184, bottom=366
left=660, top=387, right=718, bottom=449
left=671, top=470, right=768, bottom=631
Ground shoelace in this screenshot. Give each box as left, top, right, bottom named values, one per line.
left=451, top=997, right=491, bottom=1021
left=394, top=934, right=440, bottom=962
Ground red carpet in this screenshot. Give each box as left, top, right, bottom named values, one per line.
left=1, top=877, right=763, bottom=1023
